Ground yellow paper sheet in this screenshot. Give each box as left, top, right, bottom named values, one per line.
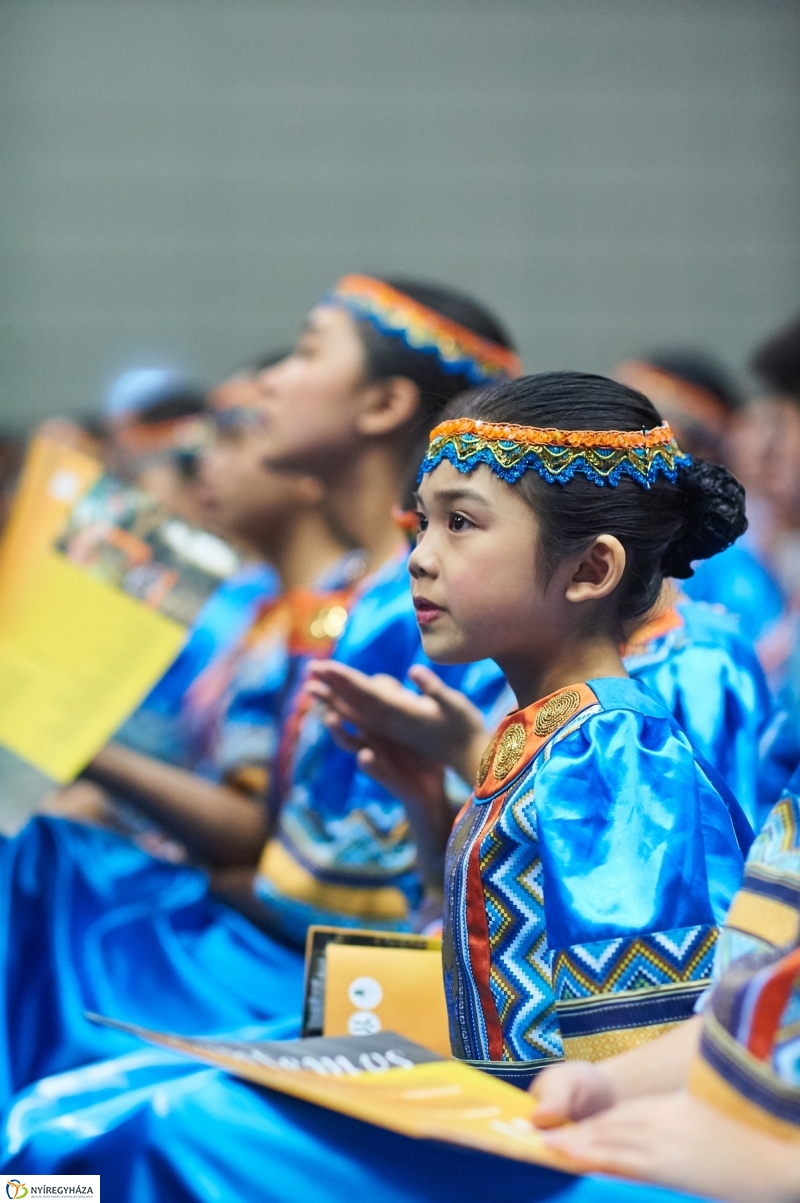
left=0, top=435, right=102, bottom=627
left=0, top=551, right=185, bottom=782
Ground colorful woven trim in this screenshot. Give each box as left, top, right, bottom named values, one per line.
left=688, top=945, right=800, bottom=1140
left=419, top=418, right=690, bottom=489
left=325, top=275, right=521, bottom=385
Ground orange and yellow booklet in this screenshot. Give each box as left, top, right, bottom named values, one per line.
left=0, top=443, right=240, bottom=782
left=87, top=1013, right=574, bottom=1173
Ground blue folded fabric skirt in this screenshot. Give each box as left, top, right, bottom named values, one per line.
left=0, top=816, right=304, bottom=1099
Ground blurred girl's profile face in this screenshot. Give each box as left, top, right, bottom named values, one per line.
left=197, top=422, right=321, bottom=545
left=730, top=396, right=800, bottom=522
left=253, top=306, right=372, bottom=477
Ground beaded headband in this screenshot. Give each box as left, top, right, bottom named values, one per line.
left=325, top=275, right=522, bottom=386
left=419, top=418, right=690, bottom=489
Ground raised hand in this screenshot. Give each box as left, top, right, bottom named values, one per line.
left=305, top=659, right=489, bottom=783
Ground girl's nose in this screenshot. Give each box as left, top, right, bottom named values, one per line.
left=409, top=539, right=436, bottom=580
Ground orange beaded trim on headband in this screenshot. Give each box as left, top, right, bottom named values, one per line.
left=419, top=418, right=690, bottom=489
left=327, top=275, right=522, bottom=385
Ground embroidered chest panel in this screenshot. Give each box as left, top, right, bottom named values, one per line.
left=444, top=694, right=599, bottom=1064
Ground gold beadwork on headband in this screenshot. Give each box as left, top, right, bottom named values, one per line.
left=429, top=418, right=679, bottom=451
left=327, top=275, right=522, bottom=385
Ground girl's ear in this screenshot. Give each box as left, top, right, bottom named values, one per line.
left=565, top=534, right=626, bottom=604
left=356, top=377, right=421, bottom=437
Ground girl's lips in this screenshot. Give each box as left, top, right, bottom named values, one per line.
left=413, top=598, right=444, bottom=625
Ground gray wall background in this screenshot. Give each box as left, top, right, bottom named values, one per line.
left=1, top=0, right=799, bottom=431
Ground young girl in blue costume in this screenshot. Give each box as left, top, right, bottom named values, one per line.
left=0, top=373, right=752, bottom=1203
left=0, top=277, right=512, bottom=1099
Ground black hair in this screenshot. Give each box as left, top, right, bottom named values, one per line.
left=750, top=315, right=800, bottom=397
left=356, top=278, right=515, bottom=427
left=447, top=372, right=747, bottom=627
left=355, top=278, right=516, bottom=507
left=646, top=351, right=740, bottom=411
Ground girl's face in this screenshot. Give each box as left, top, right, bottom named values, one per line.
left=197, top=423, right=320, bottom=545
left=410, top=460, right=566, bottom=670
left=253, top=306, right=371, bottom=476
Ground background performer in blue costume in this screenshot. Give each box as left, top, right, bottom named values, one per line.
left=622, top=591, right=773, bottom=831
left=0, top=371, right=753, bottom=1203
left=46, top=368, right=348, bottom=848
left=0, top=276, right=514, bottom=1098
left=614, top=351, right=785, bottom=647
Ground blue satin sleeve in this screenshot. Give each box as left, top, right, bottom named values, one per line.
left=530, top=701, right=744, bottom=1052
left=713, top=766, right=800, bottom=979
left=115, top=564, right=278, bottom=765
left=535, top=707, right=738, bottom=952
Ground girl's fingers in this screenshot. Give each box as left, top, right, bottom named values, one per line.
left=319, top=712, right=365, bottom=755
left=410, top=664, right=483, bottom=725
left=531, top=1062, right=615, bottom=1128
left=542, top=1124, right=647, bottom=1177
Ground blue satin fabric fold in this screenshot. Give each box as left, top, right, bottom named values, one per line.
left=0, top=818, right=304, bottom=1102
left=625, top=600, right=773, bottom=831
left=1, top=1036, right=701, bottom=1203
left=537, top=701, right=727, bottom=951
left=681, top=540, right=784, bottom=644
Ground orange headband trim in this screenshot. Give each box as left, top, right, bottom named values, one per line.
left=420, top=418, right=689, bottom=489
left=327, top=274, right=522, bottom=385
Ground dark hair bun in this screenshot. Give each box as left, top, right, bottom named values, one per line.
left=661, top=459, right=747, bottom=579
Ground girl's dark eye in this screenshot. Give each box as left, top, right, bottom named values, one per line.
left=449, top=512, right=470, bottom=532
left=416, top=512, right=428, bottom=532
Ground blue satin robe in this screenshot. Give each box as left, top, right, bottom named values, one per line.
left=444, top=678, right=748, bottom=1081
left=0, top=687, right=733, bottom=1202
left=0, top=552, right=505, bottom=1100
left=624, top=599, right=773, bottom=830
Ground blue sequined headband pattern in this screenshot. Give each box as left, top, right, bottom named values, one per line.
left=419, top=419, right=691, bottom=489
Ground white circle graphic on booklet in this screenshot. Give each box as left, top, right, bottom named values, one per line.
left=347, top=1010, right=382, bottom=1036
left=348, top=975, right=383, bottom=1010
